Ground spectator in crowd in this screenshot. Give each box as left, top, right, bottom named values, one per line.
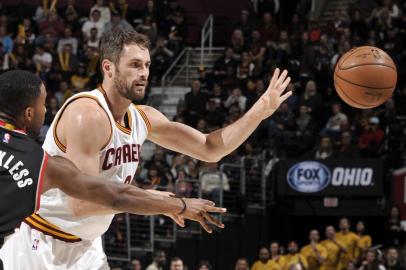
left=170, top=257, right=184, bottom=270
left=129, top=259, right=142, bottom=270
left=71, top=62, right=90, bottom=92
left=384, top=206, right=404, bottom=248
left=213, top=47, right=237, bottom=81
left=225, top=87, right=247, bottom=112
left=89, top=0, right=111, bottom=24
left=258, top=12, right=279, bottom=46
left=136, top=16, right=158, bottom=44
left=150, top=36, right=174, bottom=79
left=236, top=52, right=255, bottom=85
left=270, top=241, right=286, bottom=268
left=205, top=99, right=226, bottom=130
left=54, top=80, right=73, bottom=106
left=146, top=250, right=167, bottom=270
left=57, top=27, right=78, bottom=55
left=300, top=230, right=327, bottom=270
left=185, top=159, right=200, bottom=180
left=86, top=27, right=101, bottom=49
left=298, top=80, right=322, bottom=122
left=82, top=9, right=105, bottom=40
left=357, top=117, right=385, bottom=157
left=58, top=44, right=79, bottom=73
left=200, top=161, right=230, bottom=204
left=321, top=103, right=348, bottom=139
left=38, top=11, right=65, bottom=38
left=230, top=29, right=245, bottom=60
left=355, top=221, right=372, bottom=260
left=105, top=11, right=133, bottom=32
left=44, top=97, right=60, bottom=126
left=184, top=80, right=207, bottom=126
left=308, top=136, right=334, bottom=159
left=164, top=10, right=187, bottom=53
left=235, top=258, right=250, bottom=270
left=295, top=105, right=315, bottom=155
left=32, top=45, right=52, bottom=75
left=0, top=26, right=12, bottom=54
left=359, top=250, right=386, bottom=270
left=384, top=248, right=404, bottom=270
left=251, top=247, right=280, bottom=270
left=321, top=226, right=347, bottom=270
left=283, top=241, right=308, bottom=270
left=333, top=131, right=360, bottom=158
left=198, top=260, right=213, bottom=270
left=336, top=218, right=360, bottom=270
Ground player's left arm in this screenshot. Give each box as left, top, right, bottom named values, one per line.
left=143, top=69, right=291, bottom=162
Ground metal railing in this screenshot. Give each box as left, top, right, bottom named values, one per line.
left=220, top=163, right=244, bottom=216
left=105, top=150, right=274, bottom=261
left=200, top=14, right=213, bottom=65
left=104, top=213, right=131, bottom=262
left=161, top=47, right=193, bottom=91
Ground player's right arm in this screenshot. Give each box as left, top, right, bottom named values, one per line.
left=42, top=156, right=225, bottom=233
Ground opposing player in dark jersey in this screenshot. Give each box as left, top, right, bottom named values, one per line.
left=0, top=70, right=226, bottom=269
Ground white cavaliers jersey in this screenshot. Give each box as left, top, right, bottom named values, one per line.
left=38, top=88, right=150, bottom=240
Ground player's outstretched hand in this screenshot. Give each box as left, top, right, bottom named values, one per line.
left=181, top=198, right=227, bottom=233
left=255, top=68, right=292, bottom=120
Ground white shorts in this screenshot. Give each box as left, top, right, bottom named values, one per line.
left=0, top=222, right=109, bottom=270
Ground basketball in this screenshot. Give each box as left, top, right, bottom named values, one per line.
left=334, top=46, right=397, bottom=109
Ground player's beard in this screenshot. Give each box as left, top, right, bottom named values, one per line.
left=113, top=69, right=146, bottom=101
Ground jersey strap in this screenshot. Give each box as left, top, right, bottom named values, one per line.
left=24, top=214, right=81, bottom=243
left=35, top=152, right=48, bottom=212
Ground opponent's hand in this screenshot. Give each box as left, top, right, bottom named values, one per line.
left=181, top=198, right=227, bottom=233
left=255, top=68, right=292, bottom=120
left=146, top=189, right=186, bottom=227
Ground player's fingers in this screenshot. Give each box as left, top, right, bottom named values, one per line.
left=203, top=212, right=225, bottom=229
left=268, top=68, right=280, bottom=90
left=278, top=77, right=291, bottom=93
left=201, top=199, right=215, bottom=206
left=204, top=205, right=227, bottom=213
left=275, top=69, right=288, bottom=88
left=168, top=214, right=185, bottom=227
left=280, top=91, right=293, bottom=103
left=199, top=218, right=213, bottom=233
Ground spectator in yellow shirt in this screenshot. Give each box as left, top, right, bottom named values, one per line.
left=270, top=242, right=286, bottom=269
left=300, top=230, right=328, bottom=270
left=320, top=226, right=347, bottom=270
left=252, top=247, right=281, bottom=270
left=336, top=218, right=360, bottom=269
left=355, top=221, right=372, bottom=260
left=283, top=241, right=308, bottom=270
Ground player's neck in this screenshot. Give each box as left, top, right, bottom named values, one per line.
left=101, top=82, right=132, bottom=123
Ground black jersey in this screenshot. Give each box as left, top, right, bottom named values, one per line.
left=0, top=122, right=48, bottom=238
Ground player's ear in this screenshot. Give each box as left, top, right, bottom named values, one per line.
left=24, top=106, right=34, bottom=122
left=102, top=59, right=114, bottom=78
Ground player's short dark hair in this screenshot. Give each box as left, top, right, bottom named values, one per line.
left=0, top=70, right=43, bottom=119
left=99, top=29, right=150, bottom=71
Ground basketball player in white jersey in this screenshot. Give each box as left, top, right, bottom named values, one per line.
left=1, top=29, right=291, bottom=269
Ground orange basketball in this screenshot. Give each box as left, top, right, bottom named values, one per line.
left=334, top=46, right=397, bottom=109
